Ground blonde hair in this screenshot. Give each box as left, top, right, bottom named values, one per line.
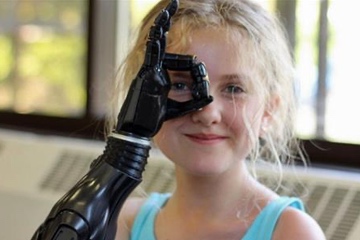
left=108, top=0, right=306, bottom=182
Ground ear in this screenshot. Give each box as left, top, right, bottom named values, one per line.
left=259, top=95, right=280, bottom=138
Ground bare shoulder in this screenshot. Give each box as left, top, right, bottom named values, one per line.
left=273, top=207, right=326, bottom=240
left=115, top=197, right=146, bottom=240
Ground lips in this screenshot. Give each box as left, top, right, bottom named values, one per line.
left=185, top=133, right=227, bottom=144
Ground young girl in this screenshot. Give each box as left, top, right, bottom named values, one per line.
left=113, top=0, right=326, bottom=239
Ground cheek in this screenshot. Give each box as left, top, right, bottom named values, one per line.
left=227, top=101, right=264, bottom=138
left=153, top=119, right=180, bottom=147
left=246, top=110, right=265, bottom=139
left=153, top=121, right=183, bottom=162
left=153, top=126, right=168, bottom=147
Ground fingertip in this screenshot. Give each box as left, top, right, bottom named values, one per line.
left=166, top=0, right=179, bottom=17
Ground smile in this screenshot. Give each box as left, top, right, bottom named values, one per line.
left=185, top=133, right=227, bottom=144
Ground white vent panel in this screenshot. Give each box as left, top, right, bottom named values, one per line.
left=40, top=151, right=97, bottom=192
left=0, top=141, right=4, bottom=155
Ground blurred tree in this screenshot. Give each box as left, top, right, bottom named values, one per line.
left=0, top=0, right=88, bottom=117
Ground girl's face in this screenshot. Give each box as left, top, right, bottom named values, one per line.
left=154, top=28, right=270, bottom=177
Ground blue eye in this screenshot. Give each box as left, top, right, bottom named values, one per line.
left=169, top=82, right=192, bottom=102
left=226, top=85, right=244, bottom=94
left=171, top=82, right=189, bottom=91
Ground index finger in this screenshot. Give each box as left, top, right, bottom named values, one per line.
left=143, top=0, right=179, bottom=68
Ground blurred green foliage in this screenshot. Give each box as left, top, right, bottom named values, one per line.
left=0, top=36, right=13, bottom=82
left=0, top=0, right=88, bottom=117
left=19, top=35, right=87, bottom=116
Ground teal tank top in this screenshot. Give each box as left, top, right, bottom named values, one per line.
left=130, top=192, right=305, bottom=240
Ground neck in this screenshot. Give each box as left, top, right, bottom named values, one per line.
left=169, top=161, right=258, bottom=220
left=155, top=161, right=278, bottom=239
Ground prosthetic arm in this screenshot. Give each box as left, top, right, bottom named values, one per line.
left=31, top=1, right=212, bottom=239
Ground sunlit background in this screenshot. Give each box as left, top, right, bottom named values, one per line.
left=0, top=0, right=87, bottom=117
left=0, top=0, right=359, bottom=144
left=295, top=0, right=360, bottom=144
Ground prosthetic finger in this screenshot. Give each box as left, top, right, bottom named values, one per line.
left=144, top=0, right=178, bottom=68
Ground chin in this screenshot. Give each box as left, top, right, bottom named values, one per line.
left=174, top=154, right=236, bottom=177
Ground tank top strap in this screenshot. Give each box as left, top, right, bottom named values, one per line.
left=130, top=192, right=171, bottom=240
left=242, top=196, right=305, bottom=240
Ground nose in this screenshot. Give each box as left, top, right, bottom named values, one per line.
left=190, top=98, right=221, bottom=126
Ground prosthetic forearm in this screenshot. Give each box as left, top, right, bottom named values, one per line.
left=31, top=1, right=212, bottom=239
left=30, top=137, right=150, bottom=240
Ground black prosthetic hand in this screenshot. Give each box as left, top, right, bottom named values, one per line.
left=31, top=0, right=212, bottom=239
left=116, top=4, right=213, bottom=137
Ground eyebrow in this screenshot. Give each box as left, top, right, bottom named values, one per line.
left=169, top=71, right=190, bottom=76
left=222, top=73, right=248, bottom=82
left=168, top=71, right=192, bottom=80
left=169, top=71, right=249, bottom=83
